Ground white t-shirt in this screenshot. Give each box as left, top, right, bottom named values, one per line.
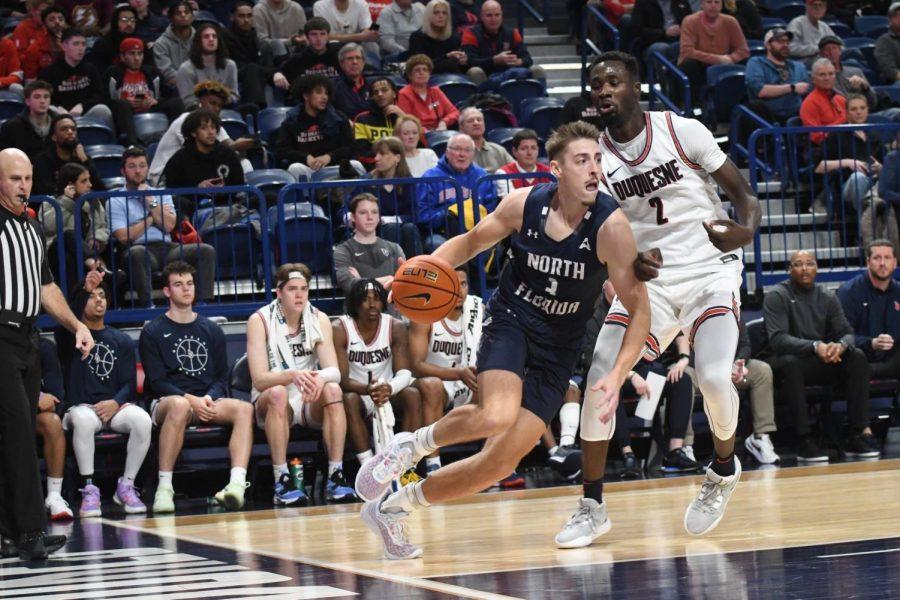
left=405, top=148, right=439, bottom=177
left=148, top=112, right=231, bottom=186
left=313, top=0, right=372, bottom=34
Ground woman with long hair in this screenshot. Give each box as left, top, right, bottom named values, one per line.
left=393, top=114, right=438, bottom=177
left=176, top=22, right=240, bottom=107
left=408, top=0, right=467, bottom=74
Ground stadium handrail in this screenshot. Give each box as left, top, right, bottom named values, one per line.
left=647, top=51, right=690, bottom=115
left=730, top=105, right=779, bottom=178
left=580, top=5, right=621, bottom=89
left=517, top=0, right=548, bottom=34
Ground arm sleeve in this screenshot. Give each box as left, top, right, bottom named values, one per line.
left=764, top=289, right=816, bottom=355
left=378, top=10, right=405, bottom=55
left=672, top=116, right=728, bottom=173
left=728, top=19, right=750, bottom=63
left=837, top=282, right=871, bottom=350
left=511, top=30, right=533, bottom=68
left=83, top=65, right=105, bottom=110
left=799, top=95, right=828, bottom=145
left=113, top=337, right=136, bottom=405
left=206, top=325, right=228, bottom=400
left=788, top=19, right=823, bottom=58
left=416, top=180, right=446, bottom=229
left=745, top=58, right=766, bottom=98
left=678, top=18, right=709, bottom=63
left=828, top=292, right=856, bottom=348
left=154, top=40, right=179, bottom=82
left=175, top=63, right=197, bottom=106
left=252, top=5, right=273, bottom=41
left=138, top=328, right=185, bottom=397
left=333, top=243, right=357, bottom=293
left=735, top=324, right=752, bottom=360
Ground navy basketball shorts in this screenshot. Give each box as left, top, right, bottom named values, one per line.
left=476, top=310, right=579, bottom=425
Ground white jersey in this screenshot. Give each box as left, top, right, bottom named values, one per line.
left=599, top=111, right=741, bottom=274
left=285, top=321, right=320, bottom=372
left=339, top=314, right=394, bottom=385
left=425, top=315, right=465, bottom=370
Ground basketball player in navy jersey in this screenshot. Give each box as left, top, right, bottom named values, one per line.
left=355, top=121, right=652, bottom=560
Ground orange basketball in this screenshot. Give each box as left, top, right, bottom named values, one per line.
left=392, top=255, right=462, bottom=324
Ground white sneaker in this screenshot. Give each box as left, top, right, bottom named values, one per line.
left=684, top=457, right=742, bottom=536
left=555, top=498, right=611, bottom=548
left=361, top=500, right=422, bottom=560
left=45, top=494, right=74, bottom=521
left=744, top=433, right=780, bottom=464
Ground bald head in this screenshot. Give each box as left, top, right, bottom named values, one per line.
left=788, top=249, right=817, bottom=289
left=480, top=0, right=503, bottom=32
left=0, top=149, right=33, bottom=213
left=789, top=249, right=816, bottom=264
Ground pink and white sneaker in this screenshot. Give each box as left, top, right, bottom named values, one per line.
left=361, top=499, right=422, bottom=560
left=45, top=494, right=74, bottom=521
left=113, top=478, right=147, bottom=514
left=355, top=433, right=414, bottom=502
left=79, top=484, right=102, bottom=517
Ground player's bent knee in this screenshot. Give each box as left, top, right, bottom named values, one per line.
left=322, top=382, right=342, bottom=402
left=266, top=386, right=289, bottom=412
left=473, top=405, right=518, bottom=437
left=579, top=400, right=616, bottom=442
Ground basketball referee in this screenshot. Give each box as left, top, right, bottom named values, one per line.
left=0, top=148, right=93, bottom=560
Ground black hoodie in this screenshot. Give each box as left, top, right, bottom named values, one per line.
left=274, top=103, right=354, bottom=166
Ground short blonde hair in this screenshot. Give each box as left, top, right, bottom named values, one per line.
left=546, top=121, right=602, bottom=161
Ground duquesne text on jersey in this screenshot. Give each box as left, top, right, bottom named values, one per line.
left=610, top=158, right=684, bottom=201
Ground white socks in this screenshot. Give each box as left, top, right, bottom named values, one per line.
left=230, top=467, right=247, bottom=486
left=273, top=463, right=288, bottom=481
left=559, top=403, right=579, bottom=447
left=158, top=471, right=173, bottom=488
left=409, top=425, right=439, bottom=462
left=382, top=480, right=430, bottom=514
left=328, top=461, right=343, bottom=476
left=47, top=477, right=63, bottom=498
left=357, top=450, right=374, bottom=464
left=425, top=456, right=441, bottom=470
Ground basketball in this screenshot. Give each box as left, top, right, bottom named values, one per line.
left=391, top=256, right=461, bottom=324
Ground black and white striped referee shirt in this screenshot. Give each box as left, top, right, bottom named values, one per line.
left=0, top=204, right=52, bottom=325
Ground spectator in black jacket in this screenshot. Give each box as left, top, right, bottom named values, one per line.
left=408, top=0, right=467, bottom=74
left=763, top=249, right=879, bottom=462
left=630, top=0, right=692, bottom=66
left=86, top=4, right=139, bottom=70
left=39, top=28, right=114, bottom=130
left=560, top=58, right=604, bottom=129
left=273, top=18, right=342, bottom=94
left=0, top=80, right=57, bottom=158
left=222, top=1, right=274, bottom=109
left=275, top=73, right=363, bottom=181
left=460, top=0, right=544, bottom=87
left=450, top=0, right=481, bottom=31
left=722, top=0, right=763, bottom=41
left=32, top=113, right=105, bottom=195
left=105, top=38, right=185, bottom=146
left=162, top=108, right=245, bottom=193
left=130, top=0, right=169, bottom=46
left=332, top=43, right=371, bottom=118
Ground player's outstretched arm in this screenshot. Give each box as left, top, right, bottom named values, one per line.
left=707, top=157, right=762, bottom=252
left=596, top=210, right=651, bottom=393
left=431, top=187, right=527, bottom=269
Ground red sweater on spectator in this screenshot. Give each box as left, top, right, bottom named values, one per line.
left=678, top=12, right=749, bottom=65
left=497, top=160, right=552, bottom=186
left=397, top=84, right=460, bottom=130
left=21, top=34, right=60, bottom=80
left=0, top=38, right=23, bottom=89
left=800, top=87, right=846, bottom=144
left=10, top=19, right=46, bottom=59
left=603, top=0, right=635, bottom=26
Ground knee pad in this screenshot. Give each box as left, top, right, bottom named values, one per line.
left=696, top=367, right=739, bottom=440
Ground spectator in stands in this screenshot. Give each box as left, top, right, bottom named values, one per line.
left=39, top=28, right=114, bottom=129
left=733, top=319, right=780, bottom=465
left=87, top=4, right=138, bottom=69
left=154, top=0, right=195, bottom=89
left=745, top=28, right=810, bottom=124
left=602, top=0, right=636, bottom=28
left=60, top=0, right=113, bottom=37
left=41, top=162, right=109, bottom=291
left=394, top=113, right=438, bottom=177
left=875, top=2, right=900, bottom=87
left=106, top=37, right=185, bottom=147
left=62, top=271, right=151, bottom=517
left=314, top=0, right=380, bottom=61
left=495, top=129, right=552, bottom=197
left=163, top=108, right=246, bottom=193
left=21, top=5, right=66, bottom=81
left=838, top=239, right=900, bottom=382
left=880, top=147, right=900, bottom=205
left=818, top=35, right=899, bottom=121
left=0, top=80, right=56, bottom=157
left=141, top=261, right=255, bottom=513
left=149, top=81, right=254, bottom=185
left=417, top=132, right=494, bottom=250
left=450, top=0, right=481, bottom=31
left=561, top=58, right=604, bottom=129
left=222, top=2, right=273, bottom=110
left=460, top=0, right=545, bottom=86
left=0, top=33, right=24, bottom=97
left=335, top=278, right=422, bottom=478
left=764, top=249, right=880, bottom=461
left=377, top=0, right=426, bottom=59
left=130, top=0, right=168, bottom=46
left=408, top=0, right=467, bottom=74
left=176, top=23, right=240, bottom=108
left=275, top=74, right=361, bottom=181
left=800, top=57, right=846, bottom=145
left=273, top=18, right=341, bottom=92
left=334, top=192, right=405, bottom=294
left=630, top=0, right=692, bottom=66
left=246, top=263, right=358, bottom=505
left=253, top=0, right=308, bottom=57
left=721, top=0, right=763, bottom=40
left=36, top=337, right=72, bottom=521
left=354, top=76, right=406, bottom=168
left=788, top=0, right=835, bottom=67
left=353, top=137, right=423, bottom=256
left=110, top=146, right=216, bottom=306
left=677, top=0, right=749, bottom=97
left=11, top=1, right=52, bottom=60
left=32, top=114, right=104, bottom=195
left=397, top=55, right=458, bottom=131
left=458, top=107, right=513, bottom=172
left=333, top=43, right=371, bottom=118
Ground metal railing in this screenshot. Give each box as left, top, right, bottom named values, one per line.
left=31, top=195, right=69, bottom=297
left=647, top=51, right=691, bottom=115
left=517, top=0, right=549, bottom=33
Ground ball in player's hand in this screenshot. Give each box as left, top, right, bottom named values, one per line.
left=391, top=256, right=461, bottom=324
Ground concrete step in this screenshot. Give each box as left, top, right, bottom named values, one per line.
left=745, top=229, right=842, bottom=254
left=524, top=33, right=571, bottom=45
left=530, top=45, right=579, bottom=58
left=743, top=245, right=856, bottom=265
left=760, top=212, right=829, bottom=228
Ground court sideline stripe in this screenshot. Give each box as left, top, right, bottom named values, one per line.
left=816, top=547, right=900, bottom=559
left=99, top=517, right=522, bottom=600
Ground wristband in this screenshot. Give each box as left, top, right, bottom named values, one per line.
left=387, top=369, right=412, bottom=395
left=677, top=353, right=690, bottom=361
left=317, top=366, right=341, bottom=384
left=790, top=83, right=796, bottom=94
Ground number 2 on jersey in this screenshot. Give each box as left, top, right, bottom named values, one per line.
left=648, top=196, right=668, bottom=225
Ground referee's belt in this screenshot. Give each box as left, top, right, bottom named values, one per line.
left=0, top=309, right=37, bottom=328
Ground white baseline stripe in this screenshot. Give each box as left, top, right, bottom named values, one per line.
left=817, top=547, right=900, bottom=559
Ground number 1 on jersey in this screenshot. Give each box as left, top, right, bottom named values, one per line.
left=648, top=196, right=668, bottom=225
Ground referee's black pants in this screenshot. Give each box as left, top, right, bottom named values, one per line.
left=0, top=327, right=46, bottom=540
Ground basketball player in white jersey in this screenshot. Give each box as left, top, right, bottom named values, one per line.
left=246, top=263, right=357, bottom=505
left=333, top=278, right=420, bottom=482
left=409, top=265, right=482, bottom=475
left=556, top=51, right=762, bottom=548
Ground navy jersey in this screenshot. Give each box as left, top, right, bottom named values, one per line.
left=489, top=183, right=618, bottom=346
left=67, top=327, right=136, bottom=407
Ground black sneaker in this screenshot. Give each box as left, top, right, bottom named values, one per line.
left=621, top=452, right=643, bottom=480
left=845, top=433, right=881, bottom=458
left=548, top=445, right=582, bottom=481
left=797, top=437, right=829, bottom=462
left=326, top=470, right=359, bottom=503
left=0, top=536, right=17, bottom=558
left=661, top=447, right=700, bottom=473
left=18, top=531, right=67, bottom=561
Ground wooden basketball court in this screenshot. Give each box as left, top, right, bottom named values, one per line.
left=7, top=458, right=892, bottom=598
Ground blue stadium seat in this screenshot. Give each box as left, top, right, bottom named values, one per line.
left=271, top=203, right=333, bottom=275
left=132, top=112, right=169, bottom=144
left=748, top=39, right=765, bottom=57
left=256, top=107, right=293, bottom=145
left=875, top=85, right=900, bottom=105
left=310, top=165, right=341, bottom=182
left=770, top=1, right=805, bottom=20
left=0, top=94, right=23, bottom=119
left=825, top=20, right=854, bottom=39
left=146, top=141, right=158, bottom=164
left=102, top=176, right=125, bottom=190
left=711, top=72, right=747, bottom=125
left=425, top=129, right=455, bottom=155
left=498, top=79, right=547, bottom=117
left=485, top=127, right=526, bottom=154
left=842, top=37, right=878, bottom=72
left=854, top=15, right=888, bottom=38
left=191, top=207, right=261, bottom=279
left=75, top=117, right=115, bottom=145
left=436, top=80, right=478, bottom=105
left=429, top=73, right=471, bottom=86
left=246, top=169, right=296, bottom=196
left=519, top=97, right=564, bottom=140
left=220, top=115, right=250, bottom=140
left=193, top=10, right=221, bottom=26
left=84, top=144, right=126, bottom=179
left=760, top=17, right=788, bottom=32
